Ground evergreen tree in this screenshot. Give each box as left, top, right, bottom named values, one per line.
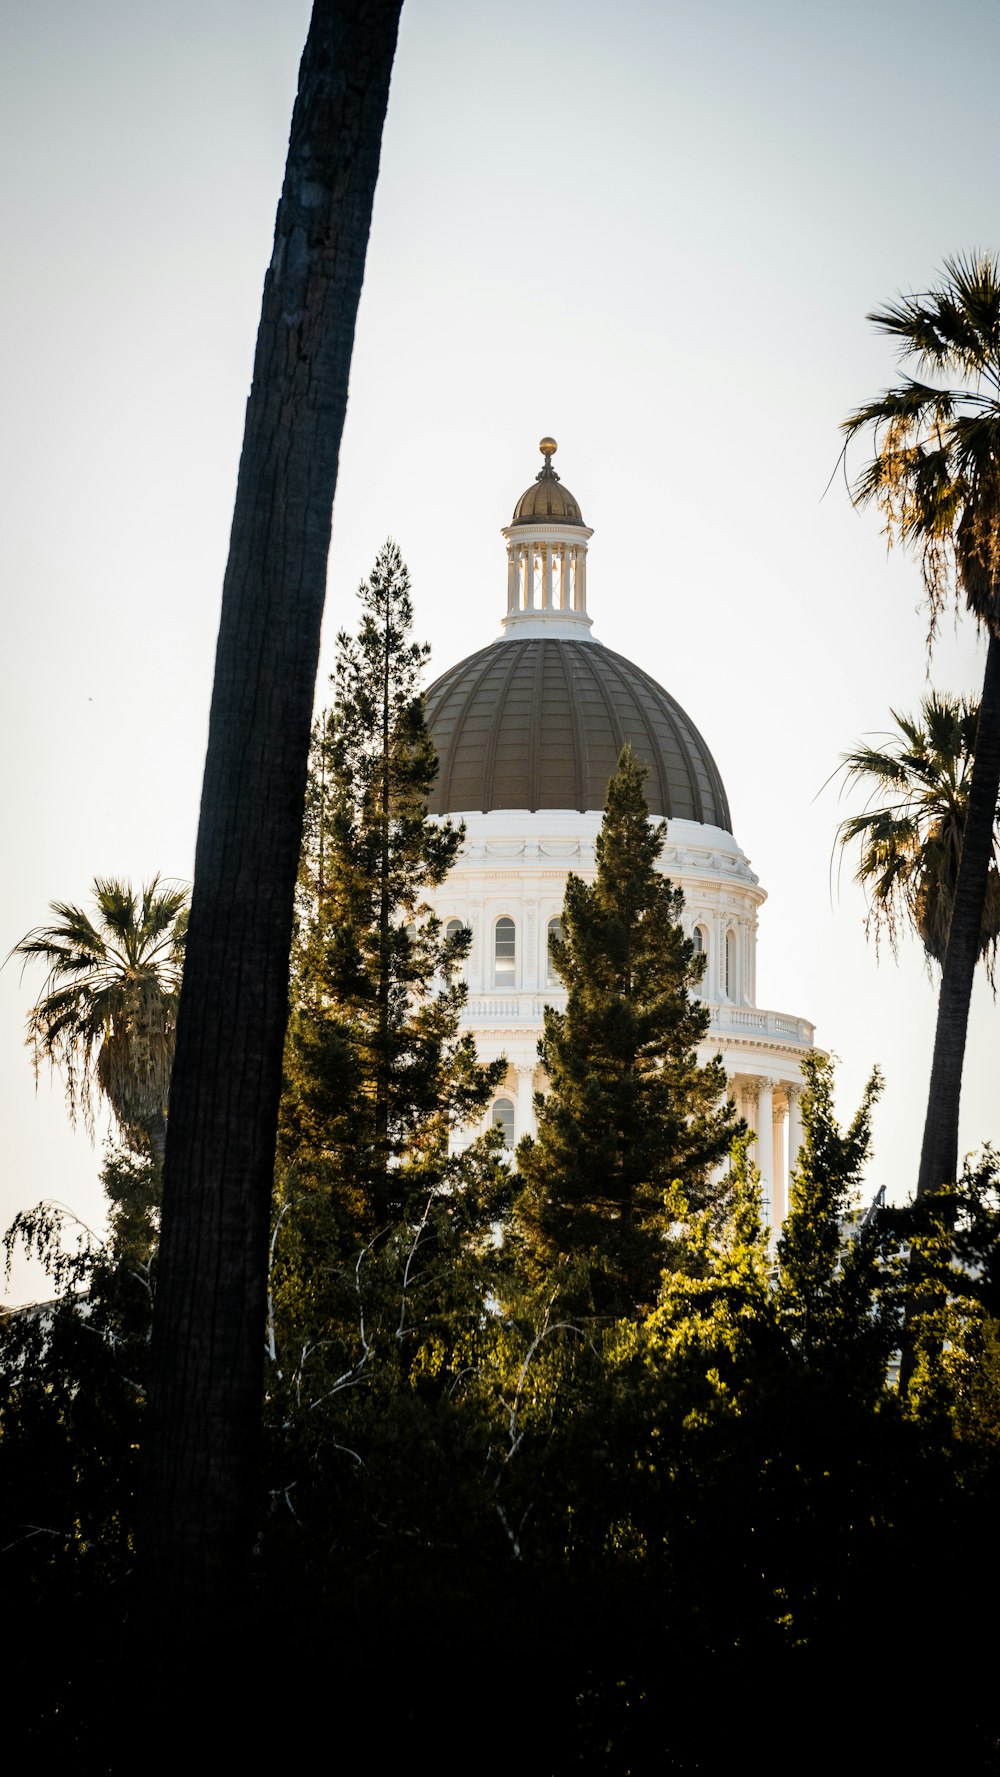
left=514, top=747, right=741, bottom=1317
left=775, top=1052, right=894, bottom=1397
left=270, top=541, right=506, bottom=1412
left=279, top=540, right=501, bottom=1231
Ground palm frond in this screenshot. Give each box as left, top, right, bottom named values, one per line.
left=844, top=255, right=1000, bottom=633
left=10, top=876, right=188, bottom=1141
left=833, top=693, right=1000, bottom=975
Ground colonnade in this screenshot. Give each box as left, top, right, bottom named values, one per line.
left=506, top=538, right=587, bottom=613
left=734, top=1075, right=803, bottom=1229
left=488, top=1064, right=805, bottom=1237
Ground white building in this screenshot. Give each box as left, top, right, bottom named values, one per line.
left=424, top=439, right=814, bottom=1226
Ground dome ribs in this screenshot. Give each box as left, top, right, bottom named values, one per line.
left=478, top=642, right=528, bottom=811
left=615, top=651, right=698, bottom=820
left=424, top=637, right=732, bottom=834
left=607, top=651, right=678, bottom=818
left=527, top=644, right=545, bottom=809
left=425, top=646, right=501, bottom=814
left=571, top=644, right=627, bottom=810
left=558, top=643, right=590, bottom=812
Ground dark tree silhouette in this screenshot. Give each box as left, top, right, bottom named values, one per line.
left=142, top=0, right=404, bottom=1626
left=843, top=255, right=1000, bottom=1199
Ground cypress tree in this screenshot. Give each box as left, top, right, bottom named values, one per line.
left=514, top=746, right=740, bottom=1317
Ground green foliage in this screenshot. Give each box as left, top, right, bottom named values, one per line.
left=775, top=1052, right=896, bottom=1392
left=836, top=691, right=1000, bottom=977
left=842, top=252, right=1000, bottom=631
left=266, top=541, right=507, bottom=1525
left=280, top=541, right=502, bottom=1238
left=649, top=1137, right=777, bottom=1405
left=514, top=747, right=741, bottom=1317
left=9, top=876, right=187, bottom=1151
left=0, top=1143, right=157, bottom=1611
left=8, top=565, right=1000, bottom=1758
left=898, top=1148, right=1000, bottom=1439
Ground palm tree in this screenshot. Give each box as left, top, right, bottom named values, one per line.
left=12, top=876, right=187, bottom=1162
left=836, top=693, right=1000, bottom=983
left=143, top=0, right=404, bottom=1628
left=843, top=253, right=1000, bottom=1198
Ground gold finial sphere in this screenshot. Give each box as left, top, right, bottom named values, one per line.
left=539, top=436, right=557, bottom=458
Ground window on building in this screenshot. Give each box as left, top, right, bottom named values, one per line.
left=691, top=924, right=708, bottom=987
left=494, top=917, right=516, bottom=987
left=492, top=1098, right=515, bottom=1147
left=446, top=918, right=464, bottom=941
left=547, top=917, right=563, bottom=985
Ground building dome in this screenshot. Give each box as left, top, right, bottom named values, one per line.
left=510, top=436, right=586, bottom=527
left=424, top=437, right=813, bottom=1231
left=425, top=636, right=732, bottom=827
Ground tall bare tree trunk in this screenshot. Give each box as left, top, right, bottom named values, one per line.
left=142, top=0, right=403, bottom=1626
left=916, top=628, right=1000, bottom=1199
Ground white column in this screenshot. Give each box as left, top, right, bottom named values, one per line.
left=507, top=545, right=518, bottom=612
left=515, top=1062, right=536, bottom=1143
left=757, top=1078, right=774, bottom=1227
left=469, top=897, right=484, bottom=990
left=739, top=1076, right=774, bottom=1227
left=772, top=1097, right=788, bottom=1226
left=738, top=1076, right=759, bottom=1170
left=524, top=895, right=538, bottom=989
left=542, top=543, right=553, bottom=609
left=742, top=918, right=751, bottom=1005
left=786, top=1081, right=802, bottom=1196
left=576, top=545, right=587, bottom=609
left=523, top=543, right=535, bottom=609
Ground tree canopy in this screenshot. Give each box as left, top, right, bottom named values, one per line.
left=11, top=876, right=187, bottom=1160
left=843, top=253, right=1000, bottom=1197
left=514, top=747, right=741, bottom=1317
left=835, top=691, right=1000, bottom=980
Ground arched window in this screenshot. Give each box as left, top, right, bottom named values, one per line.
left=547, top=917, right=563, bottom=985
left=441, top=917, right=468, bottom=983
left=491, top=1098, right=515, bottom=1147
left=725, top=927, right=737, bottom=999
left=692, top=924, right=707, bottom=954
left=494, top=917, right=516, bottom=987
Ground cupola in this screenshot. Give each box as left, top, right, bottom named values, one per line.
left=501, top=438, right=595, bottom=640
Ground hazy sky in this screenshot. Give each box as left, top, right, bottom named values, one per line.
left=2, top=0, right=998, bottom=1299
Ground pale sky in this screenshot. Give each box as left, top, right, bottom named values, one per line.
left=2, top=0, right=998, bottom=1299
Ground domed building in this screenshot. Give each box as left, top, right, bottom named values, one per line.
left=425, top=440, right=814, bottom=1227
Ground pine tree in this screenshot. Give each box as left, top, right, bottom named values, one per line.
left=272, top=541, right=505, bottom=1367
left=514, top=747, right=741, bottom=1318
left=775, top=1052, right=893, bottom=1395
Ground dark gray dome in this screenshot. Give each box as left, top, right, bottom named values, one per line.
left=425, top=638, right=732, bottom=829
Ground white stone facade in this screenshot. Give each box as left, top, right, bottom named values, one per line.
left=424, top=439, right=815, bottom=1229
left=431, top=807, right=813, bottom=1229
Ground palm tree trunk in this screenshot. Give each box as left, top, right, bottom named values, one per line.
left=916, top=626, right=1000, bottom=1198
left=142, top=0, right=402, bottom=1629
left=145, top=1109, right=167, bottom=1171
